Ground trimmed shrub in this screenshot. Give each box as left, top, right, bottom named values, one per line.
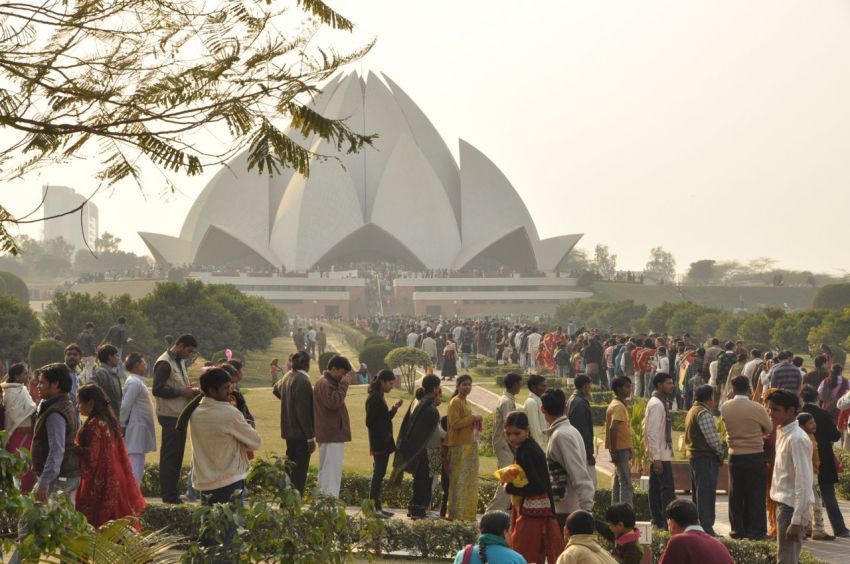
left=139, top=503, right=817, bottom=562
left=28, top=339, right=66, bottom=369
left=0, top=271, right=29, bottom=304
left=363, top=335, right=391, bottom=348
left=836, top=447, right=850, bottom=500
left=337, top=323, right=371, bottom=352
left=358, top=343, right=397, bottom=376
left=318, top=350, right=337, bottom=372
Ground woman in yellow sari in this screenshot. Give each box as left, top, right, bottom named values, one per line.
left=446, top=374, right=481, bottom=520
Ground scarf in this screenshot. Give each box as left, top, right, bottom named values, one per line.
left=1, top=382, right=36, bottom=434
left=477, top=533, right=509, bottom=549
left=651, top=390, right=673, bottom=451
left=615, top=528, right=641, bottom=547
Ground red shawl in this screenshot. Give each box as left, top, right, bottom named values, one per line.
left=75, top=418, right=146, bottom=528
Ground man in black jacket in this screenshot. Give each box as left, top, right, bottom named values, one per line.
left=274, top=350, right=315, bottom=495
left=800, top=385, right=850, bottom=538
left=567, top=375, right=596, bottom=487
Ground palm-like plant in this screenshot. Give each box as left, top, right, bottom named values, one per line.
left=61, top=519, right=183, bottom=564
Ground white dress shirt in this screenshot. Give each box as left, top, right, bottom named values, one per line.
left=770, top=420, right=814, bottom=526
left=643, top=395, right=673, bottom=461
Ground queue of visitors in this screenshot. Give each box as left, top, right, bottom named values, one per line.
left=4, top=314, right=850, bottom=564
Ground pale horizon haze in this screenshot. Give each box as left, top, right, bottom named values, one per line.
left=2, top=0, right=849, bottom=274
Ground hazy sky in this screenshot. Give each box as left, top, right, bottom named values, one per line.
left=3, top=0, right=850, bottom=274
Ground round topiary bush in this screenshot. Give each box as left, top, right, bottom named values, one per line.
left=28, top=339, right=66, bottom=369
left=0, top=271, right=29, bottom=304
left=363, top=335, right=391, bottom=348
left=358, top=343, right=396, bottom=376
left=318, top=351, right=337, bottom=372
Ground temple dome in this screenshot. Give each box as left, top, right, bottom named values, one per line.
left=140, top=71, right=581, bottom=272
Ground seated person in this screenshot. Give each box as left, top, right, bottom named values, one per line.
left=596, top=503, right=644, bottom=564
left=557, top=510, right=618, bottom=564
left=453, top=510, right=526, bottom=564
left=658, top=499, right=732, bottom=564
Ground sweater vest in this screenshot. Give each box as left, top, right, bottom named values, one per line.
left=154, top=350, right=190, bottom=418
left=31, top=394, right=80, bottom=478
left=685, top=404, right=715, bottom=459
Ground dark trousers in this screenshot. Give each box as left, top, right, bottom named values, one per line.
left=728, top=452, right=767, bottom=539
left=689, top=456, right=718, bottom=536
left=409, top=455, right=432, bottom=517
left=369, top=452, right=390, bottom=511
left=200, top=479, right=246, bottom=558
left=820, top=480, right=849, bottom=535
left=285, top=439, right=311, bottom=495
left=649, top=461, right=676, bottom=529
left=158, top=415, right=187, bottom=502
left=440, top=469, right=450, bottom=517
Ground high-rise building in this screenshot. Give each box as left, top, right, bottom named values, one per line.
left=42, top=185, right=99, bottom=251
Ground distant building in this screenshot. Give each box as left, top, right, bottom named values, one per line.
left=42, top=185, right=98, bottom=251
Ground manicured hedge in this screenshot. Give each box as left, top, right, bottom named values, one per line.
left=836, top=447, right=850, bottom=500
left=139, top=493, right=818, bottom=562
left=141, top=464, right=649, bottom=519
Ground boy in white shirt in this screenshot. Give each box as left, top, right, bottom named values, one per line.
left=767, top=389, right=814, bottom=564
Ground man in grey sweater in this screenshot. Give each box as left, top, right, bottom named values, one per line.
left=486, top=372, right=521, bottom=511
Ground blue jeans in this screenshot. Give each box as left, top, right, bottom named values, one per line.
left=462, top=353, right=470, bottom=370
left=649, top=461, right=676, bottom=529
left=690, top=456, right=718, bottom=535
left=612, top=449, right=633, bottom=507
left=820, top=480, right=849, bottom=535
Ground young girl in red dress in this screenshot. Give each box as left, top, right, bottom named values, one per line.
left=503, top=410, right=565, bottom=563
left=75, top=384, right=146, bottom=528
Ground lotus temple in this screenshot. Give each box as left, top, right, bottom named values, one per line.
left=139, top=71, right=591, bottom=317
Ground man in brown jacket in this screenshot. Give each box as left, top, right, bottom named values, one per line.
left=314, top=354, right=353, bottom=498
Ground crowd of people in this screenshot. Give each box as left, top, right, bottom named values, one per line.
left=5, top=309, right=850, bottom=563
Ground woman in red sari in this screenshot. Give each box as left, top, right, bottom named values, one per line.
left=75, top=384, right=146, bottom=528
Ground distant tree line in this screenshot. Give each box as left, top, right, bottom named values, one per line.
left=0, top=233, right=151, bottom=279
left=554, top=291, right=850, bottom=363
left=0, top=279, right=286, bottom=363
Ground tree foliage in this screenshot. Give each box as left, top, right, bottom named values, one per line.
left=139, top=280, right=242, bottom=357
left=643, top=246, right=676, bottom=282
left=202, top=284, right=283, bottom=351
left=686, top=260, right=717, bottom=285
left=593, top=244, right=617, bottom=279
left=0, top=294, right=40, bottom=361
left=0, top=0, right=375, bottom=254
left=0, top=270, right=29, bottom=303
left=41, top=291, right=158, bottom=354
left=358, top=343, right=397, bottom=376
left=813, top=284, right=850, bottom=310
left=771, top=310, right=827, bottom=352
left=385, top=347, right=431, bottom=394
left=28, top=338, right=67, bottom=369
